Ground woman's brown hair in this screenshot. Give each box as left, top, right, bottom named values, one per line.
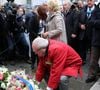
left=37, top=5, right=47, bottom=20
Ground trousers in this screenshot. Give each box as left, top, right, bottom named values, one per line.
left=44, top=75, right=69, bottom=90
left=57, top=76, right=69, bottom=90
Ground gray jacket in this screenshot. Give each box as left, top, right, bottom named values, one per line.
left=46, top=11, right=67, bottom=43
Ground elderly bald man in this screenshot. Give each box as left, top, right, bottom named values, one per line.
left=32, top=37, right=83, bottom=90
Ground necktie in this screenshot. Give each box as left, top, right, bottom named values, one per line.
left=87, top=8, right=91, bottom=18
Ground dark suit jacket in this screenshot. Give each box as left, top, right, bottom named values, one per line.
left=89, top=3, right=100, bottom=46
left=78, top=5, right=96, bottom=41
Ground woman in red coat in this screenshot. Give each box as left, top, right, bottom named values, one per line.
left=32, top=37, right=83, bottom=90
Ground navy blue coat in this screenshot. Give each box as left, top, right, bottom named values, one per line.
left=89, top=3, right=100, bottom=46
left=78, top=5, right=96, bottom=41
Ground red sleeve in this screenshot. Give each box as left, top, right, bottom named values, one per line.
left=36, top=58, right=45, bottom=82
left=47, top=48, right=67, bottom=89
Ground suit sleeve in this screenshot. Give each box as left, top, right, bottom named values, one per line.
left=89, top=12, right=100, bottom=29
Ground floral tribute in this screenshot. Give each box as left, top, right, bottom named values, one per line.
left=0, top=66, right=40, bottom=90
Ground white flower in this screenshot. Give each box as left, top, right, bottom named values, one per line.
left=1, top=82, right=6, bottom=89
left=34, top=84, right=39, bottom=89
left=2, top=68, right=8, bottom=73
left=0, top=66, right=43, bottom=90
left=15, top=80, right=22, bottom=87
left=30, top=79, right=39, bottom=89
left=22, top=75, right=27, bottom=80
left=11, top=71, right=17, bottom=76
left=6, top=82, right=11, bottom=87
left=0, top=66, right=8, bottom=73
left=6, top=75, right=12, bottom=82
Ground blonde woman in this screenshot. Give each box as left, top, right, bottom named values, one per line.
left=42, top=0, right=67, bottom=43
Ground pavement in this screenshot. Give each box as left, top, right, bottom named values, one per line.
left=68, top=64, right=94, bottom=90
left=68, top=52, right=93, bottom=90
left=68, top=53, right=100, bottom=90
left=90, top=79, right=100, bottom=90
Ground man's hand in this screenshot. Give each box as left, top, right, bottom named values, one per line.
left=37, top=82, right=40, bottom=85
left=46, top=86, right=53, bottom=90
left=36, top=81, right=41, bottom=89
left=71, top=34, right=77, bottom=38
left=80, top=24, right=86, bottom=30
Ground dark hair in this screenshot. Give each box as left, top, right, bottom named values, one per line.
left=37, top=5, right=47, bottom=20
left=71, top=2, right=78, bottom=10
left=7, top=0, right=14, bottom=2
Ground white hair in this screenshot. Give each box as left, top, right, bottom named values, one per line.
left=63, top=0, right=72, bottom=6
left=32, top=37, right=49, bottom=49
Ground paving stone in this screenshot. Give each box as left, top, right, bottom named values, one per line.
left=90, top=79, right=100, bottom=90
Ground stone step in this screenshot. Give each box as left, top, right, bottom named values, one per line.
left=90, top=79, right=100, bottom=90
left=69, top=77, right=93, bottom=90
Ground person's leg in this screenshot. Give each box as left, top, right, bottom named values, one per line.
left=58, top=76, right=69, bottom=90
left=29, top=34, right=37, bottom=69
left=44, top=75, right=69, bottom=90
left=78, top=40, right=87, bottom=64
left=18, top=33, right=29, bottom=59
left=89, top=47, right=100, bottom=75
left=86, top=46, right=100, bottom=83
left=7, top=35, right=15, bottom=60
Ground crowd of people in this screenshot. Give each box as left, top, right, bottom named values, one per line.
left=0, top=0, right=100, bottom=90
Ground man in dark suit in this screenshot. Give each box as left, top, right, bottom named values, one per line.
left=86, top=2, right=100, bottom=83
left=78, top=0, right=95, bottom=64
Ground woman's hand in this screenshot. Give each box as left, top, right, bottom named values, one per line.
left=42, top=32, right=49, bottom=38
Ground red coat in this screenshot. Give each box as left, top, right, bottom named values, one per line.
left=36, top=40, right=82, bottom=89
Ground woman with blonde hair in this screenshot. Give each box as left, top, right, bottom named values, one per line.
left=42, top=0, right=67, bottom=43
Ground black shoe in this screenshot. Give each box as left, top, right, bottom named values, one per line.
left=85, top=75, right=97, bottom=83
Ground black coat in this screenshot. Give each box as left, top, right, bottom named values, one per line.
left=15, top=14, right=26, bottom=33
left=0, top=11, right=8, bottom=37
left=0, top=13, right=5, bottom=35
left=0, top=12, right=8, bottom=54
left=63, top=9, right=79, bottom=44
left=78, top=5, right=95, bottom=41
left=28, top=12, right=39, bottom=41
left=89, top=3, right=100, bottom=46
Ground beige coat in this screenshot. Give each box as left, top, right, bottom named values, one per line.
left=46, top=11, right=67, bottom=43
